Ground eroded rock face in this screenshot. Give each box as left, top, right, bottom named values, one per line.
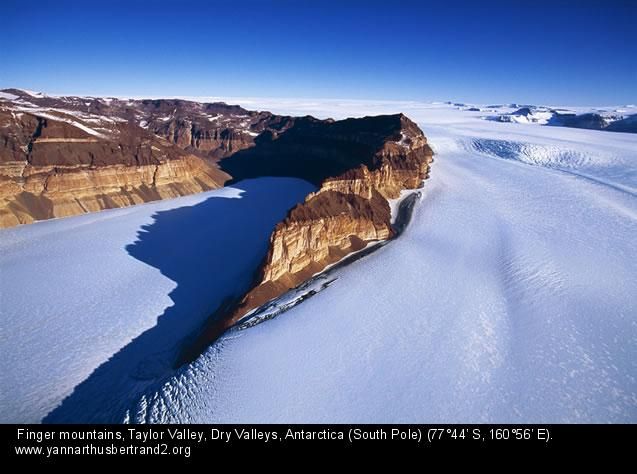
left=0, top=90, right=298, bottom=227
left=180, top=114, right=433, bottom=363
left=226, top=114, right=432, bottom=318
left=1, top=90, right=434, bottom=365
left=1, top=157, right=225, bottom=227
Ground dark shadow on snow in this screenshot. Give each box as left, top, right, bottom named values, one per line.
left=44, top=178, right=313, bottom=423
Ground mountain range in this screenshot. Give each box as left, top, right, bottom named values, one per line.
left=0, top=88, right=432, bottom=356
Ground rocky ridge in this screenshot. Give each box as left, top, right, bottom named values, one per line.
left=1, top=89, right=434, bottom=365
left=0, top=89, right=297, bottom=227
left=181, top=113, right=433, bottom=363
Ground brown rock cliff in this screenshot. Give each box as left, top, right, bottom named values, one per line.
left=180, top=114, right=433, bottom=363
left=0, top=91, right=299, bottom=227
left=0, top=102, right=229, bottom=227
left=1, top=90, right=435, bottom=369
left=225, top=114, right=432, bottom=321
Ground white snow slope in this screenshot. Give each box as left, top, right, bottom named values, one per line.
left=1, top=101, right=635, bottom=423
left=0, top=178, right=314, bottom=423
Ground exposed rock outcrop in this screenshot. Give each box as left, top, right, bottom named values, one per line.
left=179, top=113, right=433, bottom=363
left=224, top=114, right=432, bottom=314
left=0, top=100, right=230, bottom=227
left=1, top=89, right=435, bottom=367
left=0, top=90, right=298, bottom=227
left=0, top=157, right=225, bottom=227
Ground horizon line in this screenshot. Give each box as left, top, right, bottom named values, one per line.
left=2, top=86, right=635, bottom=110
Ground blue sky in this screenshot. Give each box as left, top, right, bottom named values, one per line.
left=1, top=0, right=635, bottom=105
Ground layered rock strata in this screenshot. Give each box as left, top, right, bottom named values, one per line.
left=0, top=89, right=296, bottom=227
left=1, top=89, right=435, bottom=367
left=180, top=113, right=433, bottom=363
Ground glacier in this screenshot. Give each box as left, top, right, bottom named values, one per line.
left=1, top=101, right=635, bottom=423
left=125, top=102, right=637, bottom=423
